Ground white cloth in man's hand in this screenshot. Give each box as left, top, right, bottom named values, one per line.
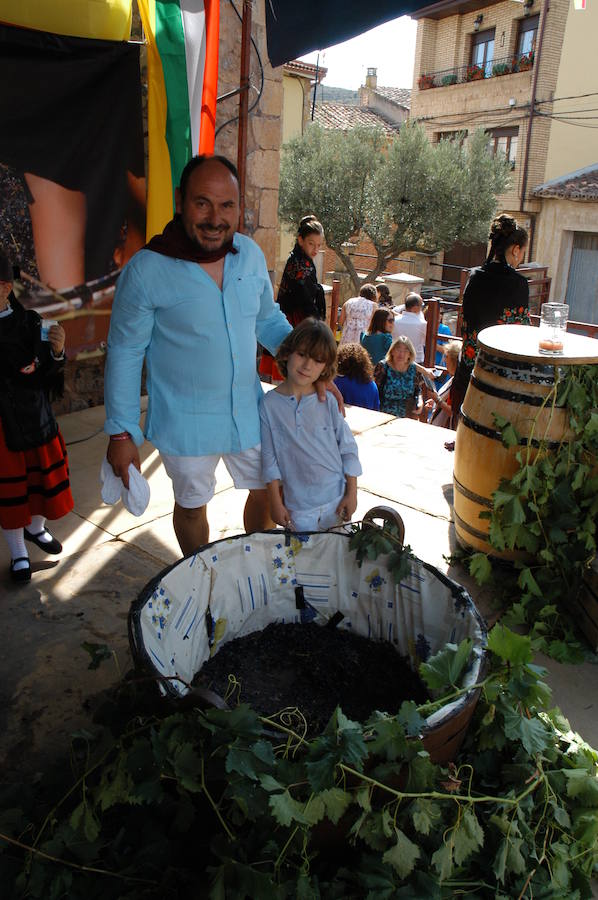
left=100, top=458, right=150, bottom=517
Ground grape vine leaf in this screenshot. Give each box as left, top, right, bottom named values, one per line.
left=269, top=790, right=325, bottom=827
left=420, top=638, right=473, bottom=691
left=469, top=552, right=492, bottom=584
left=487, top=624, right=532, bottom=666
left=453, top=808, right=484, bottom=865
left=502, top=707, right=551, bottom=754
left=383, top=827, right=421, bottom=878
left=411, top=799, right=442, bottom=835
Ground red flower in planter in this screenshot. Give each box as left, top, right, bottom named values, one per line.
left=418, top=74, right=435, bottom=90
left=466, top=64, right=485, bottom=82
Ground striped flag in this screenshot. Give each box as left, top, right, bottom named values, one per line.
left=0, top=0, right=132, bottom=41
left=138, top=0, right=220, bottom=238
left=573, top=0, right=586, bottom=8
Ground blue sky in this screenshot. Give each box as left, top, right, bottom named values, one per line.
left=299, top=15, right=418, bottom=91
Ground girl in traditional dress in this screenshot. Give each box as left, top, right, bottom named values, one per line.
left=0, top=252, right=74, bottom=582
left=259, top=215, right=325, bottom=382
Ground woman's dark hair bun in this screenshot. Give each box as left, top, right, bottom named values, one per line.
left=297, top=215, right=324, bottom=238
left=489, top=213, right=517, bottom=241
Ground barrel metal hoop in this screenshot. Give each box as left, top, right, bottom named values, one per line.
left=470, top=374, right=546, bottom=407
left=477, top=349, right=560, bottom=386
left=453, top=475, right=492, bottom=508
left=460, top=411, right=562, bottom=450
left=453, top=508, right=489, bottom=542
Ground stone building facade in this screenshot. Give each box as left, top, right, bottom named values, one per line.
left=411, top=0, right=568, bottom=253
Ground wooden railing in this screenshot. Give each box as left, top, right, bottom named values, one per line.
left=422, top=299, right=598, bottom=368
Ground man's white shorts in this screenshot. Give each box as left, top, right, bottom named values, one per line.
left=161, top=445, right=265, bottom=509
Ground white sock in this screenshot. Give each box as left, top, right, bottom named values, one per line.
left=29, top=515, right=52, bottom=543
left=3, top=528, right=29, bottom=569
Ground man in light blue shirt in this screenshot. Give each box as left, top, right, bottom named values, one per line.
left=104, top=155, right=292, bottom=555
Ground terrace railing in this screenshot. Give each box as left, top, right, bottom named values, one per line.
left=417, top=51, right=534, bottom=91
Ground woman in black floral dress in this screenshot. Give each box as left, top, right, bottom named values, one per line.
left=450, top=214, right=530, bottom=426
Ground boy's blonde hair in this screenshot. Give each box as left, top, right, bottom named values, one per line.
left=275, top=318, right=337, bottom=382
left=443, top=340, right=461, bottom=362
left=385, top=334, right=416, bottom=366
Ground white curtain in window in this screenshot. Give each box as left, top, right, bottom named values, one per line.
left=566, top=232, right=598, bottom=324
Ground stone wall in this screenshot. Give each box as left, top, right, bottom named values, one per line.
left=534, top=197, right=598, bottom=303
left=213, top=1, right=283, bottom=274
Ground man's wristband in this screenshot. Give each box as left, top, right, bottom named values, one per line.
left=110, top=431, right=132, bottom=442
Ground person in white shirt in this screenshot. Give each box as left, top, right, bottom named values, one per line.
left=392, top=293, right=428, bottom=363
left=338, top=283, right=378, bottom=345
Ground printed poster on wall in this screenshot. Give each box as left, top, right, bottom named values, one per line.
left=0, top=24, right=146, bottom=358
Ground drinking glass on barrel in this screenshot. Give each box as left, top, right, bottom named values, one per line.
left=538, top=302, right=568, bottom=355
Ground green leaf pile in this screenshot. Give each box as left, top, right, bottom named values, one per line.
left=2, top=625, right=597, bottom=899
left=468, top=365, right=598, bottom=663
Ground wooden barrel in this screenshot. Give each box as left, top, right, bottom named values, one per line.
left=453, top=325, right=598, bottom=558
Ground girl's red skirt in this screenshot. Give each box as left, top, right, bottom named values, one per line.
left=0, top=420, right=74, bottom=530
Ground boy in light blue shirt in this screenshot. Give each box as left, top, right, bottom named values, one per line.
left=260, top=319, right=362, bottom=532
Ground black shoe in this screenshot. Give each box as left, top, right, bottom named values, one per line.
left=24, top=528, right=62, bottom=555
left=10, top=557, right=31, bottom=583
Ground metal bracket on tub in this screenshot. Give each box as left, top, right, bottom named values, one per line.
left=362, top=505, right=405, bottom=547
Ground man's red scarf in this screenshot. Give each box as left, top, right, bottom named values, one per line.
left=145, top=214, right=238, bottom=263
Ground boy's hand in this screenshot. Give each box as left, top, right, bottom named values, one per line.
left=336, top=489, right=357, bottom=523
left=271, top=497, right=293, bottom=529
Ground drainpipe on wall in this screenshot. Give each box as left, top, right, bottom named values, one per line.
left=237, top=0, right=253, bottom=232
left=519, top=0, right=550, bottom=223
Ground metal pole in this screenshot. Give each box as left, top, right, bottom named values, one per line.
left=311, top=52, right=319, bottom=121
left=237, top=0, right=252, bottom=232
left=424, top=298, right=440, bottom=368
left=330, top=279, right=340, bottom=331
left=519, top=0, right=549, bottom=214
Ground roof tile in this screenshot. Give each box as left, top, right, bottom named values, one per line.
left=312, top=102, right=401, bottom=134
left=533, top=164, right=598, bottom=200
left=374, top=86, right=412, bottom=109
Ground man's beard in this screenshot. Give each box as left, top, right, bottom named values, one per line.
left=191, top=225, right=232, bottom=251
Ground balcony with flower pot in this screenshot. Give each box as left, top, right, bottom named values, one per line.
left=417, top=73, right=436, bottom=90
left=513, top=50, right=534, bottom=72
left=416, top=52, right=534, bottom=91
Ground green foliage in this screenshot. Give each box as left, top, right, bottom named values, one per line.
left=2, top=625, right=597, bottom=899
left=278, top=122, right=510, bottom=289
left=420, top=639, right=473, bottom=690
left=469, top=365, right=598, bottom=663
left=349, top=519, right=415, bottom=584
left=81, top=642, right=113, bottom=670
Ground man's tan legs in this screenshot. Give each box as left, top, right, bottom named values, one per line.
left=173, top=502, right=209, bottom=556
left=244, top=488, right=275, bottom=533
left=173, top=489, right=273, bottom=557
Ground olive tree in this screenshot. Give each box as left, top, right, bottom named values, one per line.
left=278, top=122, right=510, bottom=290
